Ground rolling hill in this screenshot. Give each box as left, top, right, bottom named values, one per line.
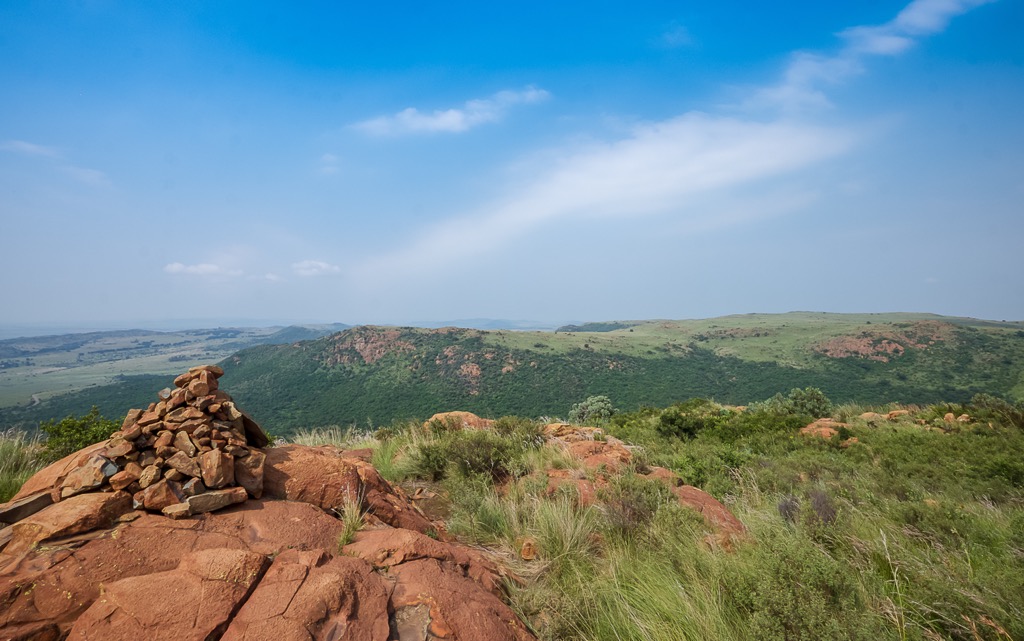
left=3, top=312, right=1022, bottom=434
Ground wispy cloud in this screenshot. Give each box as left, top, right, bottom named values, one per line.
left=292, top=260, right=340, bottom=276
left=353, top=86, right=550, bottom=136
left=164, top=262, right=243, bottom=277
left=2, top=139, right=109, bottom=186
left=351, top=0, right=991, bottom=285
left=1, top=140, right=61, bottom=158
left=747, top=0, right=994, bottom=112
left=353, top=115, right=855, bottom=281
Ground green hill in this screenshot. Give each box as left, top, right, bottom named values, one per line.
left=5, top=312, right=1021, bottom=434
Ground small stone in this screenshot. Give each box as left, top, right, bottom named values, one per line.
left=200, top=450, right=235, bottom=489
left=194, top=425, right=212, bottom=439
left=162, top=503, right=191, bottom=519
left=124, top=461, right=144, bottom=478
left=59, top=455, right=118, bottom=498
left=165, top=469, right=185, bottom=482
left=225, top=444, right=248, bottom=457
left=121, top=422, right=143, bottom=441
left=186, top=486, right=247, bottom=514
left=156, top=445, right=178, bottom=460
left=158, top=387, right=173, bottom=400
left=104, top=436, right=134, bottom=458
left=174, top=372, right=193, bottom=388
left=154, top=431, right=174, bottom=449
left=178, top=418, right=210, bottom=435
left=188, top=378, right=210, bottom=397
left=142, top=479, right=184, bottom=511
left=174, top=431, right=198, bottom=457
left=207, top=403, right=222, bottom=414
left=166, top=406, right=205, bottom=423
left=139, top=450, right=157, bottom=467
left=109, top=470, right=137, bottom=491
left=142, top=420, right=165, bottom=435
left=121, top=408, right=143, bottom=431
left=221, top=401, right=243, bottom=421
left=189, top=364, right=224, bottom=377
left=234, top=450, right=265, bottom=499
left=165, top=451, right=202, bottom=478
left=138, top=410, right=162, bottom=426
left=167, top=387, right=188, bottom=409
left=181, top=478, right=206, bottom=497
left=198, top=369, right=218, bottom=391
left=138, top=465, right=161, bottom=489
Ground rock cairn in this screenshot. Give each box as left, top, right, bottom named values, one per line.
left=57, top=365, right=269, bottom=520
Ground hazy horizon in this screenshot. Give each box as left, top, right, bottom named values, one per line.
left=2, top=1, right=1022, bottom=325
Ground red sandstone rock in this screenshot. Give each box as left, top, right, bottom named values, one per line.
left=234, top=450, right=265, bottom=499
left=141, top=479, right=184, bottom=511
left=424, top=411, right=495, bottom=431
left=12, top=442, right=109, bottom=503
left=58, top=454, right=118, bottom=499
left=566, top=439, right=632, bottom=473
left=222, top=549, right=392, bottom=641
left=672, top=485, right=747, bottom=547
left=5, top=491, right=132, bottom=555
left=187, top=486, right=247, bottom=514
left=800, top=418, right=847, bottom=439
left=200, top=450, right=234, bottom=488
left=67, top=547, right=268, bottom=641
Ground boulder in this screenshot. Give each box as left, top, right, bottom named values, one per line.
left=565, top=439, right=632, bottom=473
left=800, top=418, right=847, bottom=439
left=186, top=487, right=247, bottom=514
left=672, top=485, right=747, bottom=547
left=424, top=411, right=494, bottom=431
left=12, top=442, right=109, bottom=503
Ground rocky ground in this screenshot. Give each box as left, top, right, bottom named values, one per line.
left=0, top=374, right=752, bottom=640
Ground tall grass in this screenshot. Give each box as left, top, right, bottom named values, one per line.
left=0, top=429, right=46, bottom=502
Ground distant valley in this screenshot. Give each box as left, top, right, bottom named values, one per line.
left=2, top=312, right=1022, bottom=434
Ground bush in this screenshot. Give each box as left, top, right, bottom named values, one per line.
left=39, top=407, right=118, bottom=461
left=410, top=442, right=450, bottom=481
left=750, top=387, right=832, bottom=418
left=655, top=398, right=731, bottom=439
left=569, top=395, right=616, bottom=425
left=449, top=430, right=523, bottom=481
left=600, top=473, right=673, bottom=539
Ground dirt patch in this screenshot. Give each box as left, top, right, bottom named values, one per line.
left=812, top=321, right=953, bottom=362
left=321, top=328, right=416, bottom=366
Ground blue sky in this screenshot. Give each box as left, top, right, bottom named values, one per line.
left=1, top=0, right=1022, bottom=328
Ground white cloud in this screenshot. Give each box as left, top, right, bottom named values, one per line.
left=164, top=262, right=243, bottom=277
left=1, top=140, right=61, bottom=158
left=353, top=86, right=550, bottom=136
left=351, top=0, right=991, bottom=286
left=746, top=0, right=993, bottom=113
left=353, top=114, right=855, bottom=281
left=292, top=260, right=341, bottom=277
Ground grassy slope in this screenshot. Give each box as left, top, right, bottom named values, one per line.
left=3, top=313, right=1023, bottom=433
left=289, top=398, right=1024, bottom=641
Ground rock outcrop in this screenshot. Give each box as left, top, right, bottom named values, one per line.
left=0, top=380, right=535, bottom=641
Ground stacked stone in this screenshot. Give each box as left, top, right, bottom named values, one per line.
left=57, top=365, right=269, bottom=520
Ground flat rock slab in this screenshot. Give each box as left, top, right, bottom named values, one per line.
left=5, top=491, right=132, bottom=556
left=67, top=547, right=268, bottom=641
left=0, top=491, right=54, bottom=526
left=222, top=549, right=391, bottom=641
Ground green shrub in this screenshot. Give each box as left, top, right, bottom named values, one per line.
left=656, top=398, right=731, bottom=439
left=568, top=395, right=616, bottom=425
left=39, top=407, right=118, bottom=462
left=600, top=473, right=673, bottom=539
left=448, top=430, right=523, bottom=481
left=410, top=442, right=450, bottom=481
